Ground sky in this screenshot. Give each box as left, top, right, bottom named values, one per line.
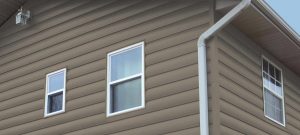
left=264, top=0, right=300, bottom=35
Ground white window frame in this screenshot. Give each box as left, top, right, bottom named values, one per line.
left=44, top=68, right=66, bottom=117
left=262, top=56, right=285, bottom=126
left=106, top=41, right=145, bottom=117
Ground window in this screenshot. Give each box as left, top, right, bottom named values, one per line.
left=107, top=42, right=145, bottom=116
left=262, top=57, right=285, bottom=126
left=44, top=68, right=66, bottom=117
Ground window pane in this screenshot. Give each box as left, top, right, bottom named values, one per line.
left=275, top=69, right=281, bottom=81
left=275, top=81, right=282, bottom=96
left=111, top=47, right=142, bottom=81
left=263, top=59, right=268, bottom=73
left=269, top=64, right=275, bottom=78
left=263, top=73, right=269, bottom=88
left=264, top=89, right=283, bottom=123
left=48, top=71, right=65, bottom=93
left=111, top=78, right=141, bottom=113
left=270, top=78, right=276, bottom=92
left=48, top=92, right=63, bottom=113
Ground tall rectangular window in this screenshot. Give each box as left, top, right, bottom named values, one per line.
left=262, top=58, right=285, bottom=126
left=107, top=42, right=145, bottom=116
left=44, top=68, right=66, bottom=117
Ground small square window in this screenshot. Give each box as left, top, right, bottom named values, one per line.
left=107, top=42, right=145, bottom=117
left=262, top=57, right=285, bottom=126
left=44, top=68, right=66, bottom=117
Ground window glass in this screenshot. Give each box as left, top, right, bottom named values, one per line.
left=263, top=59, right=268, bottom=72
left=263, top=72, right=269, bottom=88
left=269, top=64, right=275, bottom=78
left=111, top=78, right=141, bottom=112
left=275, top=81, right=282, bottom=96
left=48, top=72, right=65, bottom=93
left=111, top=47, right=142, bottom=81
left=264, top=90, right=283, bottom=123
left=275, top=69, right=281, bottom=81
left=48, top=92, right=63, bottom=113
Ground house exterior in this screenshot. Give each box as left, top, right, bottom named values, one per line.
left=0, top=0, right=299, bottom=135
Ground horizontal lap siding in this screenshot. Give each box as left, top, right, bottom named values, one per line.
left=0, top=0, right=210, bottom=134
left=217, top=26, right=300, bottom=134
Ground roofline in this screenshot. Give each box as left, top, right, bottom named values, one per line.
left=251, top=0, right=300, bottom=48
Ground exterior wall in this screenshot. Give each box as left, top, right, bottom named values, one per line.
left=0, top=0, right=211, bottom=134
left=215, top=25, right=300, bottom=135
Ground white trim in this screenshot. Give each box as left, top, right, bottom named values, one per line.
left=107, top=42, right=145, bottom=58
left=107, top=106, right=145, bottom=117
left=48, top=89, right=64, bottom=95
left=44, top=68, right=67, bottom=117
left=261, top=56, right=286, bottom=126
left=110, top=73, right=142, bottom=85
left=259, top=0, right=300, bottom=41
left=106, top=41, right=145, bottom=117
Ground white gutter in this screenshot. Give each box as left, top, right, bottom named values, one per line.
left=198, top=0, right=251, bottom=135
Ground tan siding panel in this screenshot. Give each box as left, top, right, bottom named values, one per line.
left=0, top=0, right=144, bottom=63
left=0, top=3, right=208, bottom=94
left=64, top=103, right=199, bottom=135
left=285, top=106, right=300, bottom=126
left=0, top=89, right=43, bottom=111
left=219, top=61, right=262, bottom=98
left=285, top=85, right=300, bottom=110
left=0, top=100, right=43, bottom=121
left=219, top=74, right=263, bottom=109
left=0, top=0, right=99, bottom=47
left=0, top=0, right=209, bottom=134
left=164, top=127, right=199, bottom=135
left=220, top=100, right=289, bottom=135
left=146, top=40, right=197, bottom=68
left=0, top=63, right=202, bottom=129
left=0, top=80, right=44, bottom=102
left=220, top=125, right=244, bottom=135
left=146, top=64, right=198, bottom=89
left=147, top=76, right=198, bottom=101
left=220, top=112, right=269, bottom=135
left=2, top=90, right=198, bottom=135
left=0, top=22, right=205, bottom=100
left=219, top=87, right=287, bottom=134
left=217, top=27, right=300, bottom=134
left=0, top=0, right=168, bottom=79
left=146, top=52, right=198, bottom=78
left=0, top=0, right=74, bottom=38
left=0, top=0, right=201, bottom=75
left=109, top=114, right=199, bottom=135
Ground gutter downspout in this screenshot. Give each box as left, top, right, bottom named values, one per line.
left=198, top=0, right=251, bottom=135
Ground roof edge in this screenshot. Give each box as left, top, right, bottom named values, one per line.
left=251, top=0, right=300, bottom=48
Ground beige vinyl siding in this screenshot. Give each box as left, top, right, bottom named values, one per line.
left=0, top=0, right=210, bottom=134
left=216, top=25, right=300, bottom=135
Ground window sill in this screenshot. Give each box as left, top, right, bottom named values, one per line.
left=265, top=114, right=285, bottom=127
left=44, top=109, right=65, bottom=118
left=107, top=105, right=145, bottom=117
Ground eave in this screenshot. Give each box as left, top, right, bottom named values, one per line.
left=0, top=0, right=24, bottom=28
left=218, top=0, right=300, bottom=76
